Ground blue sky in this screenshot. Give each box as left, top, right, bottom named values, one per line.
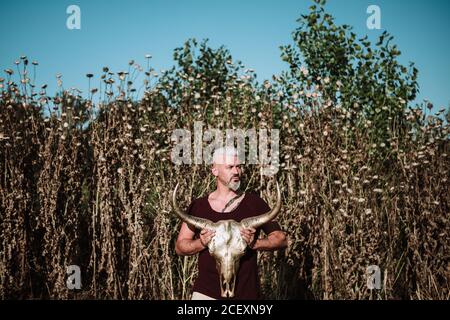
left=1, top=0, right=449, bottom=112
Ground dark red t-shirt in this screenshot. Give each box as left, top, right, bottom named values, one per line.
left=185, top=192, right=281, bottom=300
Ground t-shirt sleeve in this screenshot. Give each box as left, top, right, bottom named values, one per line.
left=184, top=199, right=199, bottom=233
left=262, top=220, right=281, bottom=235
left=252, top=193, right=282, bottom=235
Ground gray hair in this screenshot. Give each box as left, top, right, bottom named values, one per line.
left=212, top=146, right=240, bottom=165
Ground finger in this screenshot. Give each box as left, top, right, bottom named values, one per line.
left=241, top=234, right=250, bottom=241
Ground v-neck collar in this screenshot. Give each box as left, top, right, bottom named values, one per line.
left=206, top=193, right=247, bottom=214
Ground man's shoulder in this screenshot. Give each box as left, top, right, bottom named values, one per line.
left=244, top=191, right=265, bottom=203
left=243, top=191, right=281, bottom=232
left=187, top=195, right=208, bottom=216
left=191, top=195, right=208, bottom=203
left=243, top=191, right=270, bottom=213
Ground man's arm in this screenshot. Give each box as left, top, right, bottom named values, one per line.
left=251, top=230, right=288, bottom=251
left=175, top=222, right=215, bottom=256
left=241, top=228, right=288, bottom=251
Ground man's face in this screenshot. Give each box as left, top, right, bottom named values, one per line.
left=212, top=155, right=242, bottom=191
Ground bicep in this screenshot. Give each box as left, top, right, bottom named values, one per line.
left=267, top=230, right=287, bottom=247
left=177, top=222, right=197, bottom=242
left=267, top=230, right=286, bottom=239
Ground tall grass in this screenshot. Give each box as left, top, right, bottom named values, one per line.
left=0, top=56, right=448, bottom=300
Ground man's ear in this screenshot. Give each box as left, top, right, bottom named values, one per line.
left=211, top=164, right=219, bottom=177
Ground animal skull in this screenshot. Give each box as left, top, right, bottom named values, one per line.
left=172, top=182, right=281, bottom=298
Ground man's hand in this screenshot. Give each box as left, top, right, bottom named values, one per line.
left=199, top=229, right=215, bottom=248
left=240, top=228, right=256, bottom=248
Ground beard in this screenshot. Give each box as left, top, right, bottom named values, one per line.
left=227, top=176, right=241, bottom=192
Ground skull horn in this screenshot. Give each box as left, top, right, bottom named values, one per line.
left=172, top=183, right=215, bottom=230
left=240, top=181, right=281, bottom=229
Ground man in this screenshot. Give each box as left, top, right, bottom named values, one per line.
left=175, top=146, right=288, bottom=300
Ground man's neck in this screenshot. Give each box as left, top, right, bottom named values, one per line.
left=209, top=181, right=244, bottom=213
left=213, top=182, right=239, bottom=200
